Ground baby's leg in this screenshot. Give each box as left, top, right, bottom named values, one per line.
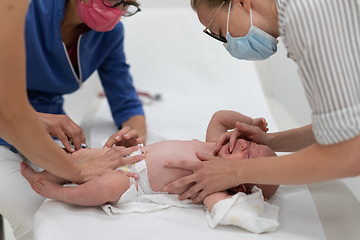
left=34, top=171, right=131, bottom=206
left=21, top=161, right=67, bottom=188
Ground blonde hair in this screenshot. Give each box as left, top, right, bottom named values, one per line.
left=190, top=0, right=229, bottom=11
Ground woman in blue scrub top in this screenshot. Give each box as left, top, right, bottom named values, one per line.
left=0, top=0, right=146, bottom=239
left=164, top=0, right=360, bottom=204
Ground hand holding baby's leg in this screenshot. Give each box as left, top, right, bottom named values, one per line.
left=34, top=171, right=131, bottom=206
left=21, top=161, right=67, bottom=186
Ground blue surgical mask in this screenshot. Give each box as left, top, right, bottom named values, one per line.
left=224, top=2, right=278, bottom=61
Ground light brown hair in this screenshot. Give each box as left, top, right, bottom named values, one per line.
left=190, top=0, right=230, bottom=11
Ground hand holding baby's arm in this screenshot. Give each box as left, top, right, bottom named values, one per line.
left=252, top=117, right=269, bottom=132
left=213, top=117, right=270, bottom=155
left=235, top=122, right=270, bottom=146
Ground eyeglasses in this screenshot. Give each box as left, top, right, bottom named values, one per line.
left=203, top=0, right=228, bottom=43
left=102, top=0, right=141, bottom=17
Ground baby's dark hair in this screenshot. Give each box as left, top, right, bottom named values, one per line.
left=228, top=183, right=280, bottom=199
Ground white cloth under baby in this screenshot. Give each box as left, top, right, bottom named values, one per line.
left=206, top=186, right=280, bottom=233
left=101, top=184, right=201, bottom=215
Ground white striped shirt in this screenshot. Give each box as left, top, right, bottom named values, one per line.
left=276, top=0, right=360, bottom=145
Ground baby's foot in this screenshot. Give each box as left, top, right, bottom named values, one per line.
left=33, top=177, right=64, bottom=200
left=20, top=161, right=41, bottom=191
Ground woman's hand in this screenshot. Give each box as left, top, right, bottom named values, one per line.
left=163, top=152, right=240, bottom=203
left=252, top=117, right=269, bottom=132
left=103, top=126, right=145, bottom=148
left=38, top=113, right=85, bottom=152
left=213, top=121, right=271, bottom=155
left=235, top=122, right=270, bottom=146
left=213, top=128, right=242, bottom=155
left=70, top=145, right=145, bottom=183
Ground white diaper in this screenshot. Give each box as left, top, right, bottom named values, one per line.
left=116, top=144, right=157, bottom=195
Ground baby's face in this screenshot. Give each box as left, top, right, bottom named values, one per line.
left=217, top=139, right=276, bottom=161
left=217, top=139, right=279, bottom=199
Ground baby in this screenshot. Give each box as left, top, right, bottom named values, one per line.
left=21, top=110, right=280, bottom=232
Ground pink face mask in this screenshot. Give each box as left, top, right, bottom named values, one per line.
left=77, top=0, right=123, bottom=32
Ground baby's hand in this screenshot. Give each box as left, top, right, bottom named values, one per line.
left=252, top=118, right=269, bottom=132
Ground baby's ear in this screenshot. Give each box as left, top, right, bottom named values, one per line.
left=230, top=184, right=247, bottom=193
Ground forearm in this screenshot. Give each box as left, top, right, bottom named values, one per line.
left=122, top=115, right=147, bottom=140
left=203, top=191, right=230, bottom=211
left=237, top=134, right=360, bottom=186
left=268, top=124, right=315, bottom=152
left=0, top=103, right=82, bottom=182
left=0, top=0, right=81, bottom=182
left=206, top=110, right=253, bottom=141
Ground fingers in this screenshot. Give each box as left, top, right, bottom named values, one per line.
left=122, top=128, right=140, bottom=141
left=192, top=191, right=209, bottom=204
left=177, top=183, right=210, bottom=203
left=116, top=169, right=139, bottom=179
left=228, top=130, right=239, bottom=153
left=163, top=174, right=196, bottom=193
left=103, top=126, right=142, bottom=148
left=236, top=122, right=254, bottom=135
left=163, top=159, right=200, bottom=171
left=196, top=151, right=215, bottom=162
left=188, top=192, right=199, bottom=200
left=46, top=115, right=85, bottom=152
left=59, top=133, right=74, bottom=153
left=103, top=132, right=121, bottom=148
left=103, top=127, right=132, bottom=148
left=214, top=133, right=229, bottom=155
left=68, top=125, right=85, bottom=151
left=54, top=115, right=85, bottom=151
left=178, top=184, right=203, bottom=201
left=115, top=129, right=143, bottom=147
left=103, top=145, right=137, bottom=158
left=136, top=136, right=146, bottom=145
left=118, top=153, right=145, bottom=167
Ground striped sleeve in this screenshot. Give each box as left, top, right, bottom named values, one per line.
left=277, top=0, right=360, bottom=145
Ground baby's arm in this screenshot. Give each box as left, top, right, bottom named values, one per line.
left=206, top=110, right=255, bottom=142
left=203, top=191, right=231, bottom=211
